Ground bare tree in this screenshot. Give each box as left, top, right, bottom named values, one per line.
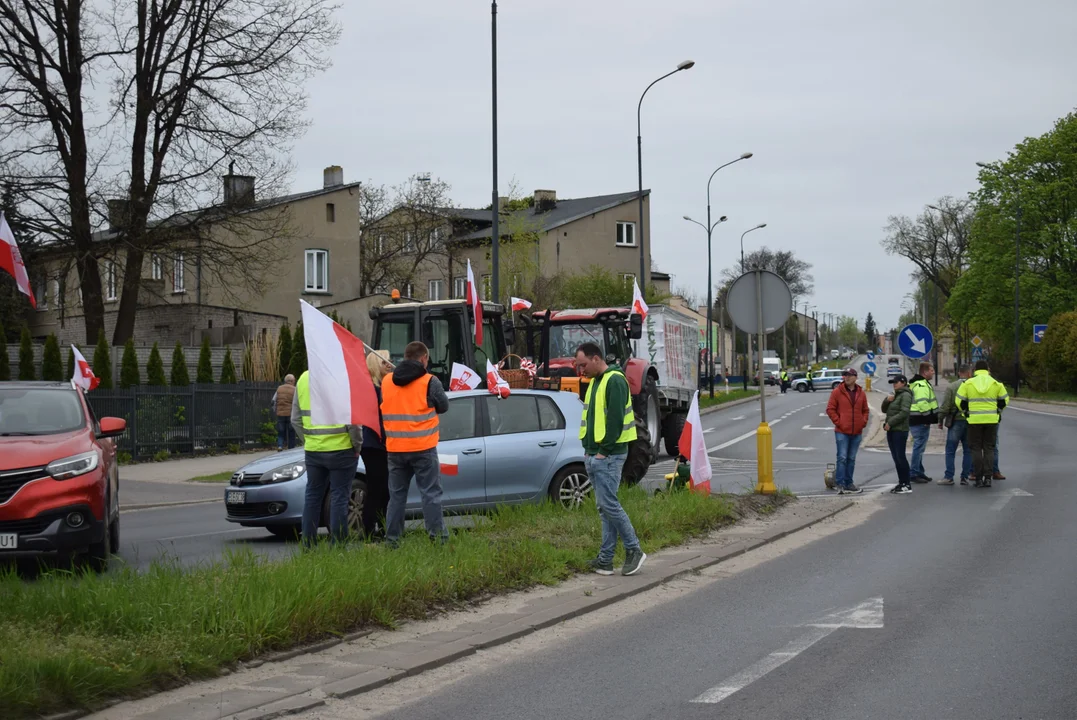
left=881, top=196, right=973, bottom=299
left=721, top=246, right=814, bottom=302
left=672, top=284, right=701, bottom=308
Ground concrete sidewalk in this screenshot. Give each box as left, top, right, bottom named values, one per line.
left=120, top=451, right=277, bottom=511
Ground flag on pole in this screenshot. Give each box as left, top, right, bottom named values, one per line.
left=631, top=279, right=648, bottom=319
left=0, top=211, right=36, bottom=309
left=71, top=345, right=100, bottom=392
left=449, top=362, right=481, bottom=391
left=677, top=391, right=712, bottom=494
left=300, top=300, right=381, bottom=434
left=510, top=296, right=532, bottom=312
left=466, top=259, right=483, bottom=346
left=486, top=359, right=510, bottom=398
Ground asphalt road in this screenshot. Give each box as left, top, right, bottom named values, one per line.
left=325, top=396, right=1077, bottom=719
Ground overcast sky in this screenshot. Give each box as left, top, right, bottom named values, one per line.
left=289, top=0, right=1077, bottom=330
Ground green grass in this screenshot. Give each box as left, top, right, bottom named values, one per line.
left=1018, top=389, right=1077, bottom=404
left=187, top=471, right=234, bottom=483
left=699, top=389, right=758, bottom=409
left=0, top=489, right=736, bottom=718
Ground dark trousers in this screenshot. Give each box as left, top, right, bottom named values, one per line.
left=276, top=415, right=296, bottom=449
left=968, top=424, right=999, bottom=482
left=359, top=447, right=390, bottom=538
left=302, top=449, right=357, bottom=545
left=887, top=430, right=911, bottom=486
left=386, top=447, right=446, bottom=542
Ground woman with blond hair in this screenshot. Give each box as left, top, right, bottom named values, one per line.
left=360, top=349, right=393, bottom=539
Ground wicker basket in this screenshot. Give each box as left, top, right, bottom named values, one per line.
left=498, top=354, right=532, bottom=389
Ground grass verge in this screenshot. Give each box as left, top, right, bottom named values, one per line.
left=1017, top=389, right=1077, bottom=404
left=699, top=389, right=758, bottom=409
left=0, top=488, right=739, bottom=718
left=187, top=471, right=234, bottom=483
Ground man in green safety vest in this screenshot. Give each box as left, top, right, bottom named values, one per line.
left=956, top=359, right=1009, bottom=488
left=908, top=362, right=939, bottom=483
left=575, top=342, right=646, bottom=577
left=779, top=369, right=790, bottom=394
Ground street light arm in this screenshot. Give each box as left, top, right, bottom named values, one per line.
left=707, top=155, right=750, bottom=197
left=683, top=217, right=707, bottom=232
left=637, top=68, right=683, bottom=135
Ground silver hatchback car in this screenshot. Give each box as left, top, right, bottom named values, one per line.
left=224, top=389, right=592, bottom=537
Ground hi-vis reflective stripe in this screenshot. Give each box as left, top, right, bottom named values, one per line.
left=383, top=410, right=437, bottom=422
left=968, top=409, right=999, bottom=415
left=299, top=410, right=311, bottom=417
left=303, top=426, right=347, bottom=435
left=385, top=427, right=439, bottom=438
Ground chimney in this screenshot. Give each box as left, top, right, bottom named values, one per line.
left=223, top=167, right=256, bottom=207
left=107, top=199, right=130, bottom=232
left=533, top=189, right=556, bottom=212
left=323, top=165, right=344, bottom=188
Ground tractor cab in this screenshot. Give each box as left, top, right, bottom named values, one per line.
left=528, top=308, right=644, bottom=387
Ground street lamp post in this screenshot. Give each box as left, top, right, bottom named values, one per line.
left=684, top=214, right=728, bottom=397
left=738, top=223, right=767, bottom=389
left=636, top=61, right=694, bottom=286
left=490, top=1, right=500, bottom=303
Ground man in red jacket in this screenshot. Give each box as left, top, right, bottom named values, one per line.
left=826, top=368, right=870, bottom=494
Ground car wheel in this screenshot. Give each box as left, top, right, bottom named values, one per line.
left=549, top=464, right=591, bottom=509
left=320, top=477, right=367, bottom=535
left=797, top=384, right=807, bottom=393
left=268, top=524, right=301, bottom=539
left=662, top=411, right=687, bottom=457
left=832, top=382, right=841, bottom=389
left=87, top=496, right=112, bottom=572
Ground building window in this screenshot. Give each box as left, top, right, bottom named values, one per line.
left=151, top=254, right=162, bottom=280
left=616, top=221, right=636, bottom=247
left=622, top=273, right=636, bottom=287
left=482, top=274, right=492, bottom=301
left=173, top=253, right=185, bottom=293
left=428, top=279, right=445, bottom=300
left=403, top=282, right=414, bottom=297
left=52, top=279, right=62, bottom=309
left=453, top=277, right=466, bottom=299
left=429, top=227, right=442, bottom=246
left=403, top=231, right=415, bottom=252
left=35, top=272, right=48, bottom=309
left=375, top=234, right=385, bottom=254
left=105, top=260, right=117, bottom=300
left=375, top=282, right=389, bottom=294
left=304, top=249, right=328, bottom=292
left=326, top=203, right=335, bottom=223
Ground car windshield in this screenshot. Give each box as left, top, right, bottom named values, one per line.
left=549, top=323, right=604, bottom=359
left=0, top=387, right=86, bottom=436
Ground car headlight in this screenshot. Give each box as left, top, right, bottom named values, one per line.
left=259, top=462, right=306, bottom=484
left=46, top=451, right=99, bottom=481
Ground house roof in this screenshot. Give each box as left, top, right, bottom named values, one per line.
left=452, top=190, right=648, bottom=242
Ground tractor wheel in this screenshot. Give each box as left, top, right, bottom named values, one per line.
left=632, top=375, right=661, bottom=462
left=621, top=417, right=652, bottom=486
left=662, top=411, right=687, bottom=458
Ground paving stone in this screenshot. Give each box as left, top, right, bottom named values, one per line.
left=518, top=593, right=578, bottom=613
left=334, top=648, right=411, bottom=668
left=375, top=640, right=440, bottom=654
left=290, top=661, right=380, bottom=679
left=134, top=689, right=291, bottom=720
left=472, top=612, right=531, bottom=627
left=322, top=668, right=408, bottom=699
left=243, top=674, right=321, bottom=694
left=391, top=640, right=477, bottom=676
left=232, top=693, right=325, bottom=720
left=460, top=620, right=537, bottom=649
left=414, top=630, right=480, bottom=643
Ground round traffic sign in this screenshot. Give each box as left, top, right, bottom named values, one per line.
left=862, top=361, right=877, bottom=375
left=898, top=323, right=933, bottom=359
left=866, top=352, right=875, bottom=361
left=726, top=269, right=793, bottom=334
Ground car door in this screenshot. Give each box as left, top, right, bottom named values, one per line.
left=405, top=396, right=486, bottom=511
left=482, top=394, right=565, bottom=503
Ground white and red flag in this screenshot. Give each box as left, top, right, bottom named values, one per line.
left=631, top=279, right=648, bottom=319
left=0, top=211, right=36, bottom=309
left=300, top=300, right=381, bottom=434
left=448, top=362, right=481, bottom=392
left=486, top=359, right=510, bottom=398
left=466, top=259, right=483, bottom=346
left=510, top=296, right=532, bottom=312
left=677, top=391, right=712, bottom=495
left=71, top=345, right=100, bottom=392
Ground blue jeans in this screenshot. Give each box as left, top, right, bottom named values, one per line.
left=276, top=415, right=296, bottom=450
left=834, top=432, right=863, bottom=488
left=944, top=420, right=972, bottom=480
left=887, top=431, right=911, bottom=486
left=386, top=448, right=446, bottom=542
left=302, top=449, right=357, bottom=545
left=909, top=424, right=931, bottom=478
left=586, top=454, right=640, bottom=563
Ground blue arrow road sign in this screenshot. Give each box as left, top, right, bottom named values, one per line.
left=1033, top=324, right=1048, bottom=344
left=862, top=361, right=877, bottom=375
left=898, top=323, right=933, bottom=359
left=866, top=352, right=875, bottom=360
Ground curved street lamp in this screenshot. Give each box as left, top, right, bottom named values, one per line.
left=736, top=223, right=768, bottom=388
left=740, top=223, right=767, bottom=271
left=684, top=214, right=728, bottom=396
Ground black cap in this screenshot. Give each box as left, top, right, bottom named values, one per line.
left=889, top=374, right=908, bottom=385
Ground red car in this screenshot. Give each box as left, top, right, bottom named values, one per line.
left=0, top=381, right=126, bottom=569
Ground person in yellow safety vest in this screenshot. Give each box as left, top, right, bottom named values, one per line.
left=779, top=369, right=790, bottom=394
left=575, top=341, right=647, bottom=577
left=381, top=340, right=450, bottom=546
left=292, top=370, right=362, bottom=547
left=907, top=361, right=939, bottom=483
left=956, top=359, right=1009, bottom=488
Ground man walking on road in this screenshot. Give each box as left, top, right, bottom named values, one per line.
left=382, top=341, right=450, bottom=545
left=576, top=342, right=647, bottom=577
left=908, top=362, right=939, bottom=483
left=272, top=374, right=297, bottom=451
left=826, top=368, right=869, bottom=494
left=884, top=374, right=914, bottom=494
left=779, top=368, right=790, bottom=394
left=957, top=360, right=1009, bottom=488
left=939, top=364, right=973, bottom=485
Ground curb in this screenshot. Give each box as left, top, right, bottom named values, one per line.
left=120, top=498, right=219, bottom=513
left=699, top=390, right=774, bottom=416
left=145, top=498, right=856, bottom=720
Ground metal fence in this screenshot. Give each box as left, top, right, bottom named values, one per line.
left=86, top=382, right=279, bottom=459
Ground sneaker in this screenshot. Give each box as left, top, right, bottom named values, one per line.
left=960, top=477, right=969, bottom=486
left=938, top=478, right=955, bottom=486
left=622, top=549, right=647, bottom=576
left=984, top=479, right=992, bottom=488
left=992, top=472, right=1006, bottom=480
left=589, top=557, right=614, bottom=576
left=911, top=475, right=933, bottom=484
left=840, top=484, right=863, bottom=495
left=890, top=484, right=912, bottom=494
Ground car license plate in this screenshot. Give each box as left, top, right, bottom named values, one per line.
left=0, top=533, right=17, bottom=550
left=226, top=491, right=246, bottom=505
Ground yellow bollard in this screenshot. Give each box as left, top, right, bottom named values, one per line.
left=755, top=422, right=777, bottom=494
left=866, top=377, right=872, bottom=393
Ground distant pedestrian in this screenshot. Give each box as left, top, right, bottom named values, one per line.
left=825, top=368, right=869, bottom=494
left=360, top=350, right=394, bottom=540
left=576, top=342, right=647, bottom=577
left=779, top=368, right=790, bottom=394
left=272, top=374, right=297, bottom=451
left=382, top=341, right=450, bottom=545
left=884, top=374, right=914, bottom=494
left=938, top=364, right=973, bottom=486
left=908, top=362, right=939, bottom=483
left=957, top=360, right=1009, bottom=488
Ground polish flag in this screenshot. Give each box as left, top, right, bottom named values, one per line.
left=449, top=362, right=480, bottom=391
left=677, top=391, right=712, bottom=494
left=510, top=296, right=532, bottom=312
left=631, top=279, right=648, bottom=319
left=486, top=359, right=510, bottom=398
left=466, top=259, right=483, bottom=346
left=71, top=345, right=100, bottom=392
left=0, top=211, right=36, bottom=309
left=439, top=453, right=459, bottom=476
left=300, top=300, right=381, bottom=434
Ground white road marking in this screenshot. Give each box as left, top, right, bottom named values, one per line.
left=776, top=443, right=814, bottom=451
left=802, top=425, right=833, bottom=431
left=989, top=488, right=1033, bottom=511
left=819, top=413, right=828, bottom=417
left=707, top=418, right=783, bottom=453
left=692, top=598, right=884, bottom=705
left=730, top=415, right=745, bottom=420
left=703, top=427, right=716, bottom=434
left=1008, top=405, right=1077, bottom=419
left=156, top=528, right=259, bottom=542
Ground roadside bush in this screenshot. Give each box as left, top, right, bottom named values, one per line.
left=170, top=343, right=190, bottom=386
left=93, top=329, right=113, bottom=389
left=289, top=321, right=306, bottom=377
left=145, top=343, right=166, bottom=386
left=41, top=334, right=62, bottom=381
left=66, top=346, right=76, bottom=380
left=1024, top=310, right=1077, bottom=393
left=219, top=348, right=237, bottom=384
left=119, top=339, right=140, bottom=388
left=196, top=336, right=213, bottom=384
left=18, top=326, right=33, bottom=380
left=277, top=323, right=292, bottom=380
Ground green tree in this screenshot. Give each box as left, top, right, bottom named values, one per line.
left=146, top=342, right=166, bottom=386
left=170, top=343, right=190, bottom=386
left=66, top=345, right=76, bottom=380
left=219, top=347, right=237, bottom=384
left=558, top=265, right=665, bottom=308
left=119, top=339, right=140, bottom=388
left=863, top=313, right=878, bottom=352
left=0, top=321, right=10, bottom=381
left=289, top=321, right=307, bottom=376
left=93, top=329, right=113, bottom=389
left=18, top=326, right=34, bottom=380
left=41, top=333, right=63, bottom=380
left=277, top=324, right=292, bottom=380
left=836, top=315, right=860, bottom=350
left=196, top=336, right=214, bottom=383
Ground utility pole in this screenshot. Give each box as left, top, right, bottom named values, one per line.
left=490, top=1, right=500, bottom=303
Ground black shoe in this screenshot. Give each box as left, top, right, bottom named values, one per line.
left=960, top=477, right=969, bottom=486
left=622, top=549, right=647, bottom=576
left=890, top=483, right=912, bottom=494
left=840, top=484, right=863, bottom=495
left=589, top=557, right=614, bottom=576
left=911, top=476, right=933, bottom=484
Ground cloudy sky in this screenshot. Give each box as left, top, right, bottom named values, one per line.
left=289, top=0, right=1077, bottom=330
